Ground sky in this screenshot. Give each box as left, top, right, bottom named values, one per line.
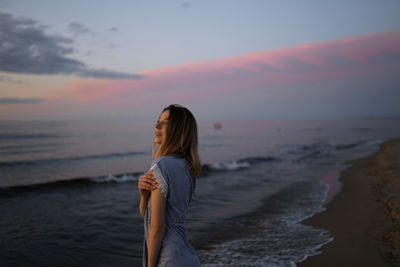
left=1, top=0, right=400, bottom=121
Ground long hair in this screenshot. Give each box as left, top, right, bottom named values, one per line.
left=152, top=104, right=202, bottom=178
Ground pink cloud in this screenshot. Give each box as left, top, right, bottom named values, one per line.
left=45, top=31, right=400, bottom=110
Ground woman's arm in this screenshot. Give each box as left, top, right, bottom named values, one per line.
left=139, top=194, right=149, bottom=218
left=147, top=188, right=166, bottom=267
left=138, top=172, right=157, bottom=218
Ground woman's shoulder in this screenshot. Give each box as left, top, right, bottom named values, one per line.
left=152, top=155, right=187, bottom=169
left=155, top=155, right=187, bottom=164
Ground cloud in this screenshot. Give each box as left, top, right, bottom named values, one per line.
left=4, top=31, right=400, bottom=120
left=0, top=12, right=143, bottom=80
left=79, top=68, right=143, bottom=79
left=0, top=97, right=45, bottom=105
left=50, top=31, right=400, bottom=105
left=67, top=22, right=92, bottom=35
left=67, top=23, right=118, bottom=49
left=68, top=22, right=119, bottom=36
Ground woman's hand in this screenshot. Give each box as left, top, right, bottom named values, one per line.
left=138, top=171, right=158, bottom=198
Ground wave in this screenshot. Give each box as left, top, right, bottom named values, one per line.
left=195, top=181, right=332, bottom=266
left=292, top=139, right=373, bottom=162
left=202, top=156, right=280, bottom=172
left=0, top=155, right=280, bottom=195
left=0, top=151, right=149, bottom=167
left=0, top=172, right=142, bottom=197
left=365, top=139, right=384, bottom=146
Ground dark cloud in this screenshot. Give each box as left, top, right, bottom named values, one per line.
left=67, top=22, right=92, bottom=35
left=0, top=12, right=143, bottom=80
left=0, top=97, right=45, bottom=104
left=79, top=68, right=142, bottom=79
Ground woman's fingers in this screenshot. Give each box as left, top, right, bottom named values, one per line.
left=138, top=176, right=158, bottom=191
left=138, top=171, right=159, bottom=193
left=141, top=182, right=155, bottom=191
left=140, top=178, right=157, bottom=187
left=139, top=182, right=153, bottom=192
left=148, top=178, right=158, bottom=186
left=145, top=173, right=156, bottom=179
left=143, top=174, right=158, bottom=185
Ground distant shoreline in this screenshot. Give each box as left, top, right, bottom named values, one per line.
left=298, top=138, right=400, bottom=266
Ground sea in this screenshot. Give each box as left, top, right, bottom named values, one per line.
left=1, top=117, right=400, bottom=267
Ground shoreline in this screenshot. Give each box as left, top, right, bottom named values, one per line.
left=298, top=138, right=400, bottom=267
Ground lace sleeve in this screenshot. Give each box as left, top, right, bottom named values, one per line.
left=149, top=163, right=168, bottom=198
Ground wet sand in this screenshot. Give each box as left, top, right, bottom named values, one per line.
left=299, top=138, right=400, bottom=267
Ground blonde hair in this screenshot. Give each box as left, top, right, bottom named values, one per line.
left=152, top=104, right=202, bottom=177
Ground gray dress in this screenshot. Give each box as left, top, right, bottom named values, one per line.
left=143, top=155, right=200, bottom=267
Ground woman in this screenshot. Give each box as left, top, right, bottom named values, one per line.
left=138, top=104, right=201, bottom=267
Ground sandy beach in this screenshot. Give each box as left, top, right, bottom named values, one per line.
left=299, top=138, right=400, bottom=267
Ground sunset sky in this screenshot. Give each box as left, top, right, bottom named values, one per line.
left=1, top=0, right=400, bottom=121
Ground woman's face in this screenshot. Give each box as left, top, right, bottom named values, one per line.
left=154, top=109, right=170, bottom=144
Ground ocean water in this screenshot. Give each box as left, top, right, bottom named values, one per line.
left=1, top=118, right=400, bottom=266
